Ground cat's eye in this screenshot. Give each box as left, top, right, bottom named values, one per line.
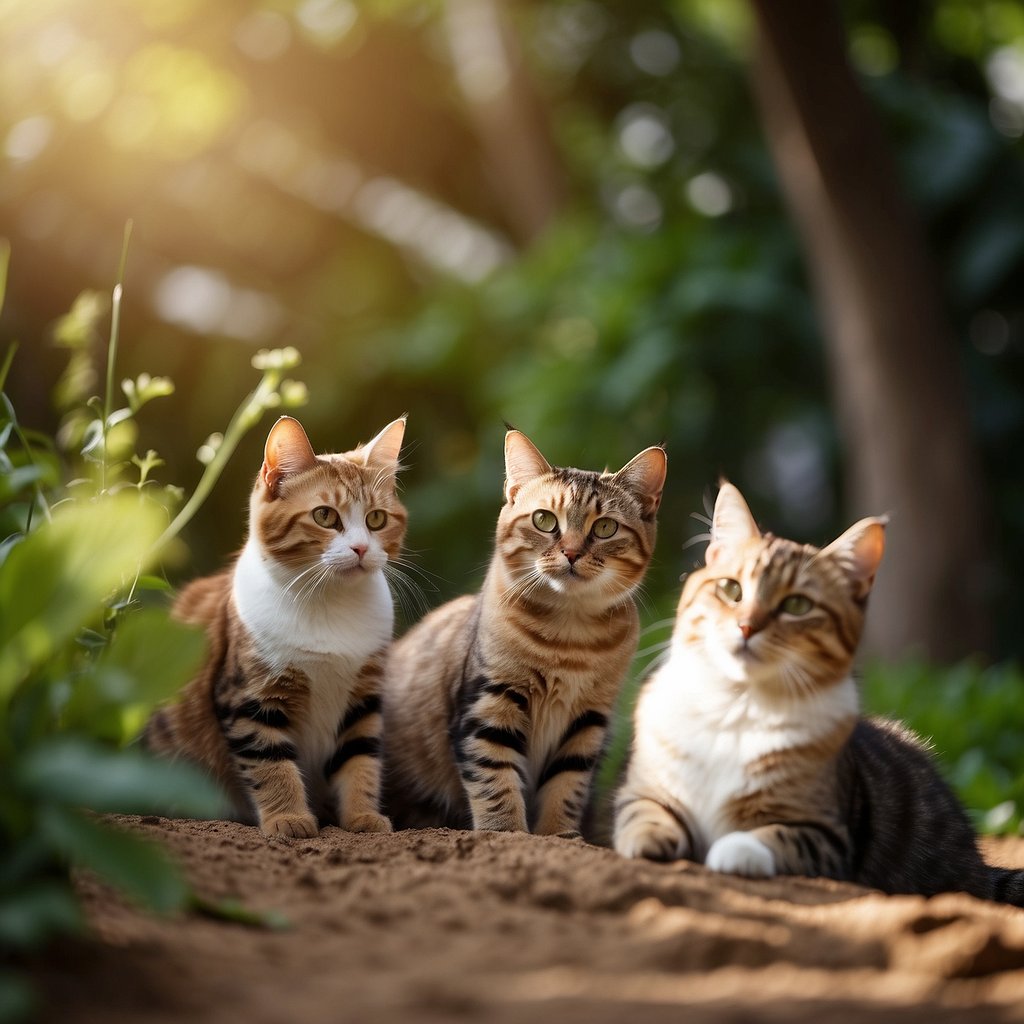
left=779, top=594, right=814, bottom=616
left=532, top=509, right=558, bottom=533
left=366, top=509, right=388, bottom=531
left=717, top=578, right=742, bottom=603
left=312, top=506, right=340, bottom=529
left=592, top=517, right=618, bottom=539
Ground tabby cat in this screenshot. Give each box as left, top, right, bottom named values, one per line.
left=145, top=415, right=407, bottom=839
left=614, top=482, right=1024, bottom=905
left=383, top=429, right=666, bottom=836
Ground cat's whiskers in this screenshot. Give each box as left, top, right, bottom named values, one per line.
left=640, top=616, right=677, bottom=636
left=267, top=561, right=324, bottom=617
left=625, top=576, right=654, bottom=617
left=388, top=555, right=444, bottom=591
left=282, top=562, right=325, bottom=597
left=633, top=637, right=673, bottom=661
left=777, top=658, right=817, bottom=699
left=293, top=563, right=337, bottom=609
left=383, top=561, right=431, bottom=620
left=500, top=566, right=546, bottom=608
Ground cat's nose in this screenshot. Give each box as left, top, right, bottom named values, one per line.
left=738, top=620, right=760, bottom=641
left=562, top=547, right=579, bottom=565
left=351, top=544, right=368, bottom=561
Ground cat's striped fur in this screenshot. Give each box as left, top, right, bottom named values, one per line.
left=383, top=430, right=666, bottom=835
left=145, top=415, right=407, bottom=839
left=615, top=482, right=1024, bottom=905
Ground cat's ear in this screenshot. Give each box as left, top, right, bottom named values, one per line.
left=504, top=430, right=551, bottom=503
left=821, top=516, right=887, bottom=599
left=359, top=415, right=407, bottom=473
left=613, top=446, right=667, bottom=515
left=706, top=482, right=760, bottom=565
left=261, top=416, right=318, bottom=495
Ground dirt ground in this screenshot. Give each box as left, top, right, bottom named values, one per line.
left=27, top=817, right=1024, bottom=1023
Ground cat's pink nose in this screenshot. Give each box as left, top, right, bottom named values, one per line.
left=739, top=622, right=754, bottom=641
left=562, top=548, right=579, bottom=565
left=352, top=544, right=368, bottom=561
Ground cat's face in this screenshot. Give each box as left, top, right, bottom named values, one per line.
left=679, top=483, right=886, bottom=692
left=249, top=416, right=407, bottom=587
left=496, top=431, right=666, bottom=606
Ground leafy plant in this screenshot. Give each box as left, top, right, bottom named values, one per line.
left=0, top=236, right=307, bottom=1020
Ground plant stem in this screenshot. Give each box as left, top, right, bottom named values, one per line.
left=0, top=239, right=9, bottom=316
left=0, top=340, right=16, bottom=395
left=101, top=221, right=133, bottom=494
left=152, top=372, right=279, bottom=554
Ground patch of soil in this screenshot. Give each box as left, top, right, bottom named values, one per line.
left=28, top=818, right=1024, bottom=1023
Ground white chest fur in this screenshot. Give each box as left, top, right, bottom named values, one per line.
left=631, top=645, right=858, bottom=858
left=232, top=538, right=394, bottom=772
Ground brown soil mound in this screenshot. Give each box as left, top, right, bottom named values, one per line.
left=28, top=817, right=1024, bottom=1023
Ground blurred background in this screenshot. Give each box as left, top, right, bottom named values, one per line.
left=2, top=0, right=1023, bottom=667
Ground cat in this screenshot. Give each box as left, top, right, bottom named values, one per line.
left=382, top=429, right=667, bottom=836
left=614, top=482, right=1024, bottom=905
left=144, top=414, right=407, bottom=839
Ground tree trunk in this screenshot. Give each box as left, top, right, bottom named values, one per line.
left=444, top=0, right=566, bottom=244
left=748, top=0, right=989, bottom=660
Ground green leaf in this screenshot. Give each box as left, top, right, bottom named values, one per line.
left=18, top=738, right=226, bottom=818
left=0, top=464, right=52, bottom=504
left=60, top=607, right=206, bottom=741
left=134, top=575, right=171, bottom=593
left=109, top=607, right=204, bottom=697
left=0, top=495, right=164, bottom=701
left=0, top=881, right=81, bottom=949
left=105, top=407, right=133, bottom=431
left=79, top=418, right=104, bottom=457
left=38, top=805, right=189, bottom=914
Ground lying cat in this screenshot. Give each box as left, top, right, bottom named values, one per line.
left=615, top=482, right=1024, bottom=905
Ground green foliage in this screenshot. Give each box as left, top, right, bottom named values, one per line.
left=862, top=659, right=1024, bottom=834
left=0, top=245, right=308, bottom=1019
left=0, top=490, right=222, bottom=1018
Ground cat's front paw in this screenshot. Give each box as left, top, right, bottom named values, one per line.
left=262, top=812, right=319, bottom=839
left=705, top=831, right=775, bottom=877
left=615, top=821, right=687, bottom=862
left=345, top=812, right=393, bottom=834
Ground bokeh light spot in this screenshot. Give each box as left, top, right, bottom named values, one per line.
left=234, top=10, right=292, bottom=62
left=686, top=171, right=732, bottom=217
left=630, top=30, right=680, bottom=76
left=617, top=104, right=674, bottom=168
left=611, top=183, right=663, bottom=231
left=113, top=44, right=246, bottom=158
left=153, top=265, right=285, bottom=342
left=5, top=116, right=53, bottom=163
left=295, top=0, right=358, bottom=48
left=849, top=25, right=899, bottom=77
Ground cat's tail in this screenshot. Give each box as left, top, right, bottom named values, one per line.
left=979, top=867, right=1024, bottom=907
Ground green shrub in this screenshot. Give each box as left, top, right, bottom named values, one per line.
left=862, top=658, right=1024, bottom=834
left=0, top=236, right=306, bottom=1020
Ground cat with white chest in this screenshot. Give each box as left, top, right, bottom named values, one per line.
left=615, top=482, right=1024, bottom=905
left=145, top=415, right=407, bottom=839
